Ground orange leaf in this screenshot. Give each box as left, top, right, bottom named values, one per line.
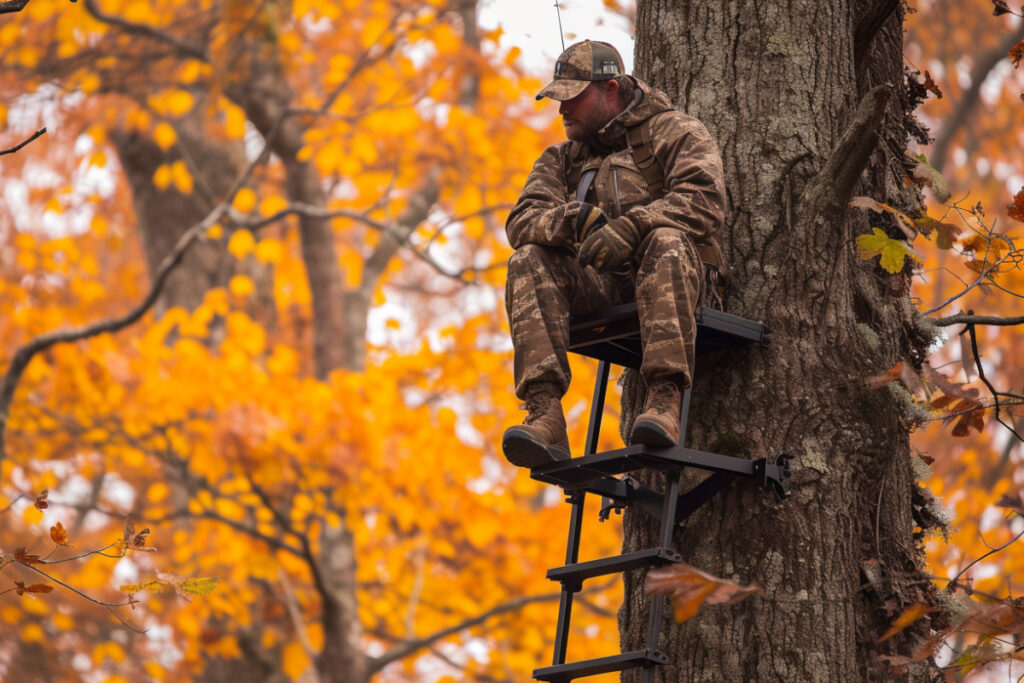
left=14, top=581, right=53, bottom=595
left=49, top=522, right=69, bottom=546
left=876, top=602, right=933, bottom=643
left=13, top=548, right=42, bottom=565
left=1008, top=187, right=1024, bottom=223
left=645, top=562, right=763, bottom=624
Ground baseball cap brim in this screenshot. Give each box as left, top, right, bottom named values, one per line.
left=535, top=79, right=591, bottom=102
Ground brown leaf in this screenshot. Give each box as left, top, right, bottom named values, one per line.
left=1010, top=40, right=1024, bottom=68
left=1008, top=187, right=1024, bottom=223
left=921, top=364, right=981, bottom=401
left=997, top=492, right=1024, bottom=516
left=921, top=71, right=943, bottom=99
left=645, top=562, right=763, bottom=624
left=34, top=489, right=48, bottom=510
left=13, top=547, right=42, bottom=565
left=877, top=602, right=933, bottom=643
left=899, top=363, right=926, bottom=398
left=849, top=196, right=917, bottom=239
left=994, top=0, right=1012, bottom=15
left=49, top=521, right=69, bottom=546
left=866, top=363, right=903, bottom=389
left=878, top=654, right=912, bottom=673
left=963, top=599, right=1024, bottom=636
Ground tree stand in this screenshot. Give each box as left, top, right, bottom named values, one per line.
left=530, top=303, right=791, bottom=683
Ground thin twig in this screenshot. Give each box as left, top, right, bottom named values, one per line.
left=81, top=0, right=206, bottom=60
left=948, top=526, right=1024, bottom=588
left=0, top=127, right=46, bottom=156
left=20, top=562, right=145, bottom=633
left=0, top=116, right=281, bottom=465
left=368, top=591, right=564, bottom=673
left=965, top=321, right=1024, bottom=442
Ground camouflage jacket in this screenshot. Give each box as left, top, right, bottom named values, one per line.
left=506, top=78, right=726, bottom=254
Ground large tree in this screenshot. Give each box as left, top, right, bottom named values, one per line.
left=619, top=1, right=941, bottom=680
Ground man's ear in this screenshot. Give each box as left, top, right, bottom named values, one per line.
left=605, top=79, right=619, bottom=101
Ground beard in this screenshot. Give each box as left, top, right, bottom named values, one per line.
left=562, top=106, right=616, bottom=142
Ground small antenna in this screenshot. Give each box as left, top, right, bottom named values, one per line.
left=554, top=1, right=566, bottom=52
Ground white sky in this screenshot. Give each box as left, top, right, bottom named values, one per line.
left=480, top=0, right=634, bottom=74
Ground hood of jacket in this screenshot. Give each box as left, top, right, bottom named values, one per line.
left=585, top=77, right=675, bottom=152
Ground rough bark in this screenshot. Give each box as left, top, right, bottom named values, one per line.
left=619, top=1, right=937, bottom=681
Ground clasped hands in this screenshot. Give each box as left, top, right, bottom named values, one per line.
left=575, top=203, right=639, bottom=272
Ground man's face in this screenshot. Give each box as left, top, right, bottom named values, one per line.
left=558, top=81, right=619, bottom=142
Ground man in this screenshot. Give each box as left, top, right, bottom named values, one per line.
left=502, top=40, right=727, bottom=468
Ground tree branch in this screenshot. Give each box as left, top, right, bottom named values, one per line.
left=367, top=591, right=563, bottom=673
left=934, top=314, right=1024, bottom=327
left=0, top=0, right=29, bottom=14
left=854, top=0, right=899, bottom=70
left=80, top=0, right=207, bottom=61
left=964, top=321, right=1024, bottom=442
left=0, top=127, right=45, bottom=156
left=0, top=121, right=277, bottom=466
left=931, top=24, right=1024, bottom=174
left=800, top=85, right=891, bottom=221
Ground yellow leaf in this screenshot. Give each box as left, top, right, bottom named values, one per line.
left=164, top=89, right=194, bottom=117
left=147, top=482, right=169, bottom=503
left=259, top=195, right=289, bottom=217
left=90, top=150, right=107, bottom=168
left=20, top=623, right=44, bottom=644
left=91, top=214, right=109, bottom=237
left=207, top=223, right=224, bottom=240
left=255, top=238, right=284, bottom=264
left=44, top=197, right=61, bottom=214
left=153, top=164, right=172, bottom=190
left=152, top=122, right=177, bottom=151
left=877, top=603, right=933, bottom=643
left=232, top=187, right=257, bottom=213
left=171, top=160, right=193, bottom=195
left=227, top=229, right=255, bottom=258
left=180, top=577, right=219, bottom=595
left=22, top=505, right=43, bottom=525
left=228, top=274, right=254, bottom=297
left=281, top=641, right=310, bottom=680
left=52, top=612, right=74, bottom=631
left=225, top=105, right=247, bottom=139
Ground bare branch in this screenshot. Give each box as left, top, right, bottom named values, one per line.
left=0, top=119, right=279, bottom=465
left=368, top=591, right=563, bottom=673
left=964, top=322, right=1024, bottom=442
left=934, top=314, right=1024, bottom=327
left=0, top=127, right=45, bottom=156
left=80, top=0, right=207, bottom=60
left=19, top=562, right=145, bottom=633
left=948, top=524, right=1024, bottom=589
left=0, top=0, right=30, bottom=14
left=931, top=24, right=1024, bottom=174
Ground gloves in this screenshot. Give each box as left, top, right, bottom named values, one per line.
left=578, top=215, right=640, bottom=271
left=575, top=203, right=607, bottom=241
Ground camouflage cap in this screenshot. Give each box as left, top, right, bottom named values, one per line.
left=535, top=40, right=625, bottom=101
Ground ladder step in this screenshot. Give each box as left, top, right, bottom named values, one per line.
left=548, top=547, right=680, bottom=585
left=533, top=649, right=668, bottom=682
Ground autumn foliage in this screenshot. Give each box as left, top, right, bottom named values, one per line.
left=0, top=0, right=1023, bottom=681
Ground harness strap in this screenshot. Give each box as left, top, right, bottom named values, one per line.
left=575, top=169, right=597, bottom=202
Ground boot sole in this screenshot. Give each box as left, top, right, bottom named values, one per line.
left=630, top=419, right=677, bottom=448
left=502, top=428, right=571, bottom=468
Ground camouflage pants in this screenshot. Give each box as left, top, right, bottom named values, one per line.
left=505, top=228, right=704, bottom=399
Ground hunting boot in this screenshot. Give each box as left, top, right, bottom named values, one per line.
left=629, top=379, right=682, bottom=447
left=502, top=382, right=570, bottom=468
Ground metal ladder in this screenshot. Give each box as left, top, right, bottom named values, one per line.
left=530, top=303, right=791, bottom=683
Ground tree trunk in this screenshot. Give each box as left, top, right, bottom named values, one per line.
left=620, top=1, right=938, bottom=680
